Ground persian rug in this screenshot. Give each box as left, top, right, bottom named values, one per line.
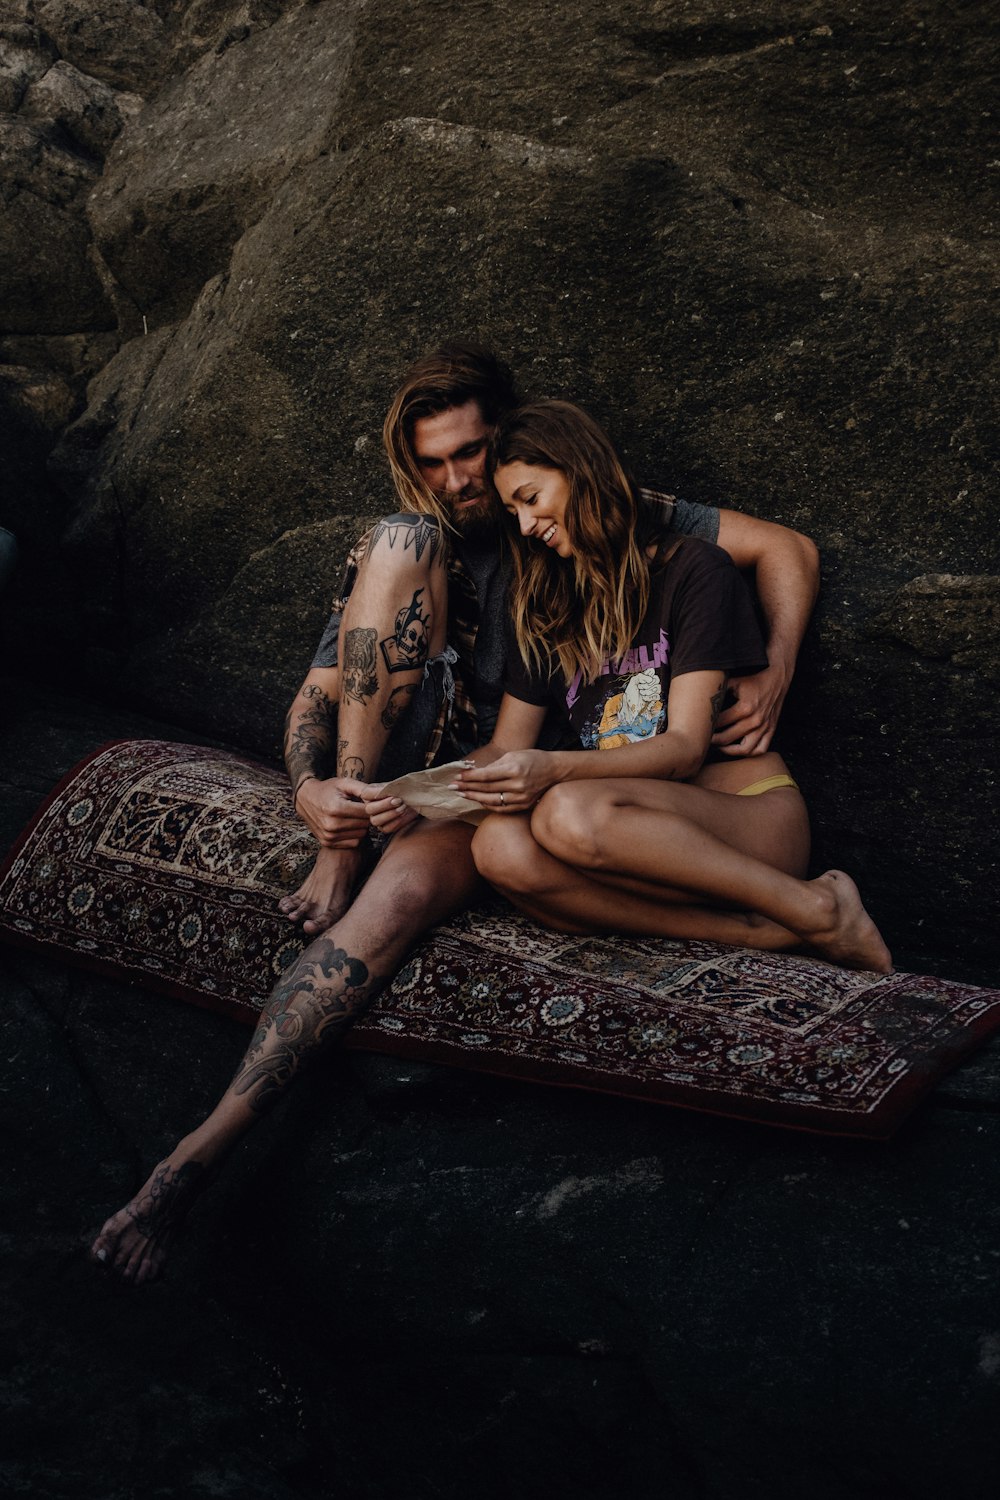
left=2, top=739, right=999, bottom=1140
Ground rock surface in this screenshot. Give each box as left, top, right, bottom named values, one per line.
left=0, top=2, right=997, bottom=972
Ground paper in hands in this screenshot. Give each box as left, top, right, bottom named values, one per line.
left=378, top=760, right=487, bottom=825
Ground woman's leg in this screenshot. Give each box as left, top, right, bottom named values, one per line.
left=472, top=812, right=799, bottom=949
left=473, top=780, right=890, bottom=970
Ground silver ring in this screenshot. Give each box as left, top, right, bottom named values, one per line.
left=499, top=791, right=506, bottom=807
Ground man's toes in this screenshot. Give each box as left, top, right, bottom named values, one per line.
left=134, top=1248, right=163, bottom=1287
left=91, top=1212, right=129, bottom=1268
left=121, top=1236, right=151, bottom=1282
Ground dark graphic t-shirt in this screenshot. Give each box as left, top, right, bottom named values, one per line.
left=503, top=538, right=768, bottom=750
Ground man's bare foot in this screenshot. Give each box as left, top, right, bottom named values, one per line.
left=91, top=1151, right=206, bottom=1284
left=279, top=846, right=362, bottom=935
left=803, top=870, right=893, bottom=973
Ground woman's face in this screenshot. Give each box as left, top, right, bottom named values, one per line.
left=493, top=461, right=573, bottom=558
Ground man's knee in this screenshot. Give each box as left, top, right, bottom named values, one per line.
left=360, top=829, right=476, bottom=932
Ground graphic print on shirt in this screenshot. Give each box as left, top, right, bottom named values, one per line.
left=579, top=668, right=666, bottom=750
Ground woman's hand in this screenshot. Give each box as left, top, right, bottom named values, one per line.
left=453, top=750, right=557, bottom=812
left=356, top=782, right=421, bottom=836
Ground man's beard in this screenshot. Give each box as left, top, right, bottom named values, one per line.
left=446, top=489, right=498, bottom=541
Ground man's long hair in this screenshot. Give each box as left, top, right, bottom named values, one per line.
left=489, top=400, right=667, bottom=687
left=383, top=339, right=519, bottom=529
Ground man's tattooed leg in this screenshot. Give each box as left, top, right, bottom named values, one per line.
left=91, top=1156, right=208, bottom=1284
left=231, top=938, right=382, bottom=1116
left=91, top=940, right=386, bottom=1280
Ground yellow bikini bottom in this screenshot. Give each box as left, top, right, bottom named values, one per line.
left=736, top=773, right=800, bottom=797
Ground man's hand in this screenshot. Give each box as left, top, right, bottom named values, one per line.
left=356, top=782, right=421, bottom=836
left=712, top=663, right=792, bottom=757
left=293, top=776, right=372, bottom=847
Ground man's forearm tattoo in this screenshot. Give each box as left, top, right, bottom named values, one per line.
left=382, top=682, right=417, bottom=730
left=340, top=755, right=365, bottom=780
left=369, top=513, right=443, bottom=564
left=342, top=627, right=379, bottom=703
left=231, top=939, right=382, bottom=1115
left=285, top=682, right=336, bottom=789
left=380, top=588, right=431, bottom=674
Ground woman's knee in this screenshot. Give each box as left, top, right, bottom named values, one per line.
left=530, top=783, right=615, bottom=869
left=472, top=815, right=547, bottom=894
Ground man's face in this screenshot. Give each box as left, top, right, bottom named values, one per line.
left=411, top=399, right=492, bottom=530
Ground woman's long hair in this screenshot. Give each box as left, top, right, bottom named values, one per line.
left=489, top=400, right=665, bottom=686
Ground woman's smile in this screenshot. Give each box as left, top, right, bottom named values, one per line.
left=494, top=460, right=573, bottom=557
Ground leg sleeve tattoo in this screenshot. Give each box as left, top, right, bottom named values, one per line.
left=231, top=939, right=381, bottom=1115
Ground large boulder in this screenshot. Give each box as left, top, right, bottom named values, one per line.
left=88, top=0, right=362, bottom=327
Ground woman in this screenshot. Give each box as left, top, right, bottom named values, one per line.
left=452, top=401, right=891, bottom=972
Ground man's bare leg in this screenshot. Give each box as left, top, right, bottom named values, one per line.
left=280, top=514, right=449, bottom=935
left=91, top=819, right=482, bottom=1283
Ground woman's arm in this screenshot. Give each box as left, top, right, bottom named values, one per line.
left=455, top=672, right=724, bottom=811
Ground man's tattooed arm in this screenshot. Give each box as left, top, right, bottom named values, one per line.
left=284, top=681, right=337, bottom=795
left=368, top=513, right=443, bottom=566
left=382, top=682, right=418, bottom=731
left=342, top=627, right=379, bottom=705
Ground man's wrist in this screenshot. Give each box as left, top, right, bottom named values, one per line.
left=293, top=774, right=317, bottom=809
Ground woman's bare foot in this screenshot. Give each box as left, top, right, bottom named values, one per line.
left=738, top=910, right=802, bottom=952
left=279, top=846, right=362, bottom=935
left=802, top=870, right=893, bottom=973
left=91, top=1149, right=206, bottom=1284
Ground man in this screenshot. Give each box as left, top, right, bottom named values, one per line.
left=91, top=341, right=818, bottom=1281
